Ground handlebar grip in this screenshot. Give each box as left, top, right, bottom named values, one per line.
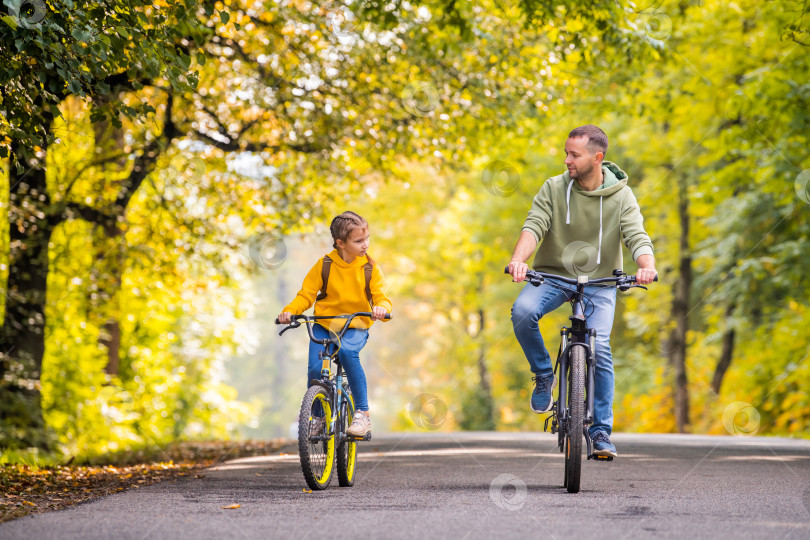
left=384, top=313, right=393, bottom=320
left=504, top=265, right=510, bottom=274
left=274, top=317, right=281, bottom=324
left=627, top=274, right=659, bottom=283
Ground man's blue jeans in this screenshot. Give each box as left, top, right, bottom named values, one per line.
left=308, top=324, right=370, bottom=412
left=511, top=279, right=617, bottom=436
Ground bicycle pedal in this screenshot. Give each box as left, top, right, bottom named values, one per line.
left=348, top=432, right=372, bottom=442
left=590, top=454, right=613, bottom=462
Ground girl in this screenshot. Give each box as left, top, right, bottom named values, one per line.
left=277, top=211, right=392, bottom=437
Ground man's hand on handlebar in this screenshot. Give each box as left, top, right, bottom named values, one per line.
left=635, top=268, right=658, bottom=286
left=371, top=306, right=389, bottom=321
left=506, top=261, right=530, bottom=283
left=277, top=311, right=292, bottom=324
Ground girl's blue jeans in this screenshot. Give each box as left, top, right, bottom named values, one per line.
left=511, top=279, right=617, bottom=436
left=308, top=324, right=370, bottom=414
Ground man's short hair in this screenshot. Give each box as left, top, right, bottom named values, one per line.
left=568, top=125, right=608, bottom=156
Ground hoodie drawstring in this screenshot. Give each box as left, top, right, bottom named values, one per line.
left=566, top=180, right=573, bottom=224
left=565, top=179, right=604, bottom=266
left=597, top=196, right=603, bottom=265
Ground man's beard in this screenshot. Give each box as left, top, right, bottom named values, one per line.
left=571, top=162, right=594, bottom=180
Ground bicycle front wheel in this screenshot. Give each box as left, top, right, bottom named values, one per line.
left=336, top=390, right=357, bottom=487
left=564, top=344, right=586, bottom=493
left=298, top=385, right=335, bottom=490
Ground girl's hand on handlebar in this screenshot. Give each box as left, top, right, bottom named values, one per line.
left=371, top=306, right=389, bottom=320
left=507, top=261, right=529, bottom=282
left=277, top=311, right=292, bottom=324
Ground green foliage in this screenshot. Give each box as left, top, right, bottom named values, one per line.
left=3, top=0, right=809, bottom=462
left=0, top=0, right=208, bottom=162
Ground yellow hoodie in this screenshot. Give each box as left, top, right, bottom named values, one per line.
left=283, top=249, right=393, bottom=329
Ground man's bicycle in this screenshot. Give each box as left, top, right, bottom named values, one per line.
left=275, top=311, right=390, bottom=490
left=506, top=267, right=656, bottom=493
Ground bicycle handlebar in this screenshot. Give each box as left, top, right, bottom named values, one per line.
left=274, top=312, right=392, bottom=343
left=503, top=266, right=658, bottom=289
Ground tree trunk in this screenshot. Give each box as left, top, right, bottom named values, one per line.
left=711, top=304, right=736, bottom=394
left=475, top=308, right=496, bottom=430
left=668, top=176, right=691, bottom=433
left=0, top=137, right=55, bottom=449
left=0, top=95, right=175, bottom=449
left=91, top=104, right=127, bottom=377
left=94, top=223, right=124, bottom=378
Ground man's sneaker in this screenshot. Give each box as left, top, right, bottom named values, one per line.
left=346, top=411, right=371, bottom=437
left=591, top=431, right=618, bottom=458
left=309, top=416, right=326, bottom=438
left=530, top=373, right=557, bottom=413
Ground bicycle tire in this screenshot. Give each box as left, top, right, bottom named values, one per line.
left=563, top=437, right=569, bottom=489
left=564, top=344, right=586, bottom=493
left=298, top=385, right=335, bottom=490
left=336, top=390, right=357, bottom=487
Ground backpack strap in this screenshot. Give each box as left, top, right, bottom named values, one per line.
left=315, top=255, right=373, bottom=307
left=316, top=255, right=332, bottom=301
left=364, top=261, right=373, bottom=307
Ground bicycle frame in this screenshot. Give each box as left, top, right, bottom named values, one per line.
left=506, top=267, right=655, bottom=460
left=310, top=344, right=352, bottom=445
left=278, top=312, right=389, bottom=443
left=551, top=283, right=599, bottom=459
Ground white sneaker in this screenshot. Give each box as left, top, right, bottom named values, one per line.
left=346, top=411, right=371, bottom=437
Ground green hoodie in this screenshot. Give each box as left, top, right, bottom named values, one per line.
left=521, top=161, right=654, bottom=279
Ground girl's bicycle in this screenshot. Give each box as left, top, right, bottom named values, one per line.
left=275, top=311, right=390, bottom=490
left=506, top=267, right=656, bottom=493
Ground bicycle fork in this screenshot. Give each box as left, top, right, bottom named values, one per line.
left=545, top=328, right=601, bottom=456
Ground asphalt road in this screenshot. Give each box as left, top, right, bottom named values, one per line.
left=2, top=432, right=809, bottom=539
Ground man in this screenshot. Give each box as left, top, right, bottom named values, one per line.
left=506, top=125, right=657, bottom=458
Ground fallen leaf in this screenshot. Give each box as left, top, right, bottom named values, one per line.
left=302, top=488, right=312, bottom=494
left=221, top=504, right=241, bottom=509
left=254, top=473, right=262, bottom=477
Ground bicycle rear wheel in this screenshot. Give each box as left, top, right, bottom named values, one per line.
left=336, top=390, right=357, bottom=487
left=298, top=385, right=335, bottom=490
left=564, top=344, right=586, bottom=493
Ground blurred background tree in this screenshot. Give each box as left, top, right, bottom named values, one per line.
left=1, top=0, right=808, bottom=461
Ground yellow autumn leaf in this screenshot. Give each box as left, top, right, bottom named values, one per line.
left=221, top=504, right=241, bottom=509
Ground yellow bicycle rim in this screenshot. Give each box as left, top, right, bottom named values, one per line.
left=313, top=395, right=335, bottom=484
left=346, top=394, right=357, bottom=479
